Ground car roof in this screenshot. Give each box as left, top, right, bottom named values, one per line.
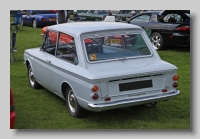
left=48, top=22, right=142, bottom=38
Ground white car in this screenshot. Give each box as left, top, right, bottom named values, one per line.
left=24, top=22, right=180, bottom=118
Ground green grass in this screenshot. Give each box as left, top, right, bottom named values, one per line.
left=10, top=20, right=190, bottom=129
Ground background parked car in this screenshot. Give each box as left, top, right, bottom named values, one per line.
left=22, top=10, right=57, bottom=28
left=126, top=10, right=190, bottom=50
left=77, top=10, right=117, bottom=21
left=10, top=89, right=16, bottom=129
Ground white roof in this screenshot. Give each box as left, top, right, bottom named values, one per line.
left=48, top=22, right=142, bottom=38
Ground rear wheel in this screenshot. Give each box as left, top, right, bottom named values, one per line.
left=33, top=19, right=37, bottom=28
left=27, top=65, right=41, bottom=89
left=150, top=32, right=165, bottom=50
left=66, top=86, right=87, bottom=118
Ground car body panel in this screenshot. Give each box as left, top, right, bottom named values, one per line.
left=24, top=22, right=180, bottom=113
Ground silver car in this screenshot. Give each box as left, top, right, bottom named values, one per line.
left=24, top=22, right=180, bottom=118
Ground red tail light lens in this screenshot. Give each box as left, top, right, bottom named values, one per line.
left=92, top=93, right=99, bottom=100
left=42, top=18, right=46, bottom=22
left=175, top=26, right=190, bottom=31
left=162, top=89, right=168, bottom=93
left=173, top=82, right=178, bottom=88
left=105, top=97, right=111, bottom=101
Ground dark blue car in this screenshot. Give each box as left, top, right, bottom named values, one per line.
left=22, top=10, right=57, bottom=28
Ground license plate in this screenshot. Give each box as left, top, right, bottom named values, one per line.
left=119, top=80, right=153, bottom=92
left=49, top=18, right=56, bottom=21
left=104, top=39, right=120, bottom=44
left=110, top=39, right=120, bottom=44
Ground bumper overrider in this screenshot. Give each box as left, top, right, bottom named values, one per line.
left=88, top=90, right=180, bottom=111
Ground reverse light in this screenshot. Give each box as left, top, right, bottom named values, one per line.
left=92, top=85, right=99, bottom=92
left=173, top=75, right=179, bottom=81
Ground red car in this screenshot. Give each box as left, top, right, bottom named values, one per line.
left=10, top=89, right=16, bottom=129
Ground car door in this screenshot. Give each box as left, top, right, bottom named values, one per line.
left=50, top=32, right=79, bottom=96
left=129, top=13, right=152, bottom=37
left=38, top=30, right=59, bottom=92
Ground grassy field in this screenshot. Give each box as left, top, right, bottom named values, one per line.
left=10, top=20, right=190, bottom=129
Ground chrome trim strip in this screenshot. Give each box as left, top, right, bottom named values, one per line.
left=88, top=90, right=180, bottom=111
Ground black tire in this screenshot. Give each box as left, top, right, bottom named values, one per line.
left=32, top=19, right=37, bottom=28
left=66, top=86, right=87, bottom=118
left=150, top=32, right=166, bottom=50
left=27, top=64, right=41, bottom=89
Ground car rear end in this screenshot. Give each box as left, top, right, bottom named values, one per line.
left=79, top=27, right=180, bottom=112
left=172, top=24, right=190, bottom=46
left=10, top=89, right=16, bottom=129
left=37, top=10, right=57, bottom=27
left=87, top=60, right=180, bottom=112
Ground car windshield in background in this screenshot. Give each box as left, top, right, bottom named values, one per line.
left=93, top=10, right=110, bottom=14
left=83, top=33, right=152, bottom=62
left=30, top=10, right=56, bottom=15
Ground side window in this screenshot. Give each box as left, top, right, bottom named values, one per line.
left=56, top=33, right=78, bottom=65
left=43, top=30, right=58, bottom=56
left=130, top=14, right=151, bottom=23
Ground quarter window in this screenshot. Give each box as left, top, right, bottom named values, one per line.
left=43, top=30, right=58, bottom=56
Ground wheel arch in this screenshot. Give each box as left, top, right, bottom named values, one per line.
left=61, top=81, right=75, bottom=99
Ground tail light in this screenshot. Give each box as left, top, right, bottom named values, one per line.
left=172, top=74, right=179, bottom=88
left=92, top=93, right=99, bottom=100
left=42, top=18, right=46, bottom=22
left=105, top=97, right=111, bottom=101
left=175, top=26, right=190, bottom=31
left=91, top=85, right=99, bottom=100
left=173, top=82, right=178, bottom=88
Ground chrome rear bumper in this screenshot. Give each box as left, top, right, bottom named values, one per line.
left=88, top=90, right=180, bottom=112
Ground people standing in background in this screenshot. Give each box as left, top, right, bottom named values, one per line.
left=126, top=10, right=137, bottom=21
left=104, top=11, right=115, bottom=22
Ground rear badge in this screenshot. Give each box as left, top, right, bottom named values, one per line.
left=128, top=92, right=145, bottom=97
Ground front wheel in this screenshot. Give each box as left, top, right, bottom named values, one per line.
left=66, top=87, right=87, bottom=118
left=150, top=32, right=165, bottom=50
left=32, top=19, right=37, bottom=28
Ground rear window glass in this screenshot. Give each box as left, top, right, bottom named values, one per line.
left=83, top=33, right=151, bottom=62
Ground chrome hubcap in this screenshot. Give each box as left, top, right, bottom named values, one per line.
left=33, top=20, right=36, bottom=28
left=29, top=68, right=35, bottom=86
left=151, top=35, right=161, bottom=49
left=68, top=90, right=77, bottom=113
